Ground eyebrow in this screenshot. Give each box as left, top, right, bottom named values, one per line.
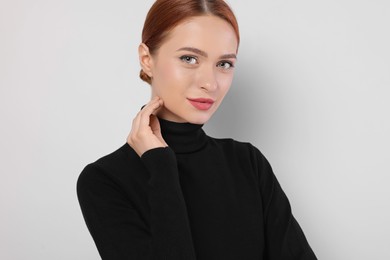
left=176, top=47, right=237, bottom=59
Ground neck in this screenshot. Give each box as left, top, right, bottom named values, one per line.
left=157, top=116, right=208, bottom=153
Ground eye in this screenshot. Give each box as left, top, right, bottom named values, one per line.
left=217, top=61, right=234, bottom=70
left=180, top=55, right=198, bottom=65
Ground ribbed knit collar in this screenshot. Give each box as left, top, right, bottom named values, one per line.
left=158, top=117, right=208, bottom=154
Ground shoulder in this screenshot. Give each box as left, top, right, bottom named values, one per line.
left=77, top=143, right=141, bottom=189
left=208, top=136, right=270, bottom=169
left=208, top=136, right=262, bottom=155
left=209, top=138, right=277, bottom=190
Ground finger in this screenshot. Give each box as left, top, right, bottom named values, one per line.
left=129, top=97, right=162, bottom=144
left=139, top=97, right=160, bottom=116
left=151, top=99, right=164, bottom=116
left=139, top=99, right=162, bottom=131
left=131, top=112, right=142, bottom=136
left=149, top=114, right=161, bottom=133
left=127, top=114, right=140, bottom=145
left=150, top=114, right=168, bottom=147
left=133, top=97, right=160, bottom=133
left=142, top=96, right=159, bottom=108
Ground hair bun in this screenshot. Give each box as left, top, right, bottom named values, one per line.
left=139, top=69, right=152, bottom=84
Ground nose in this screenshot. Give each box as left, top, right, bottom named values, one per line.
left=198, top=66, right=218, bottom=92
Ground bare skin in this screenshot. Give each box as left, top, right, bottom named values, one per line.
left=127, top=96, right=168, bottom=157
left=128, top=15, right=238, bottom=157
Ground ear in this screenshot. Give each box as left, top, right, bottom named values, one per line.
left=138, top=43, right=154, bottom=78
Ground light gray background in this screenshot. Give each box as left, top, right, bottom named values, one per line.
left=1, top=0, right=389, bottom=259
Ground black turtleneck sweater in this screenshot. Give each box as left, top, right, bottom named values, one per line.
left=77, top=117, right=317, bottom=260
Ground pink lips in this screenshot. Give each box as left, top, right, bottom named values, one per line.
left=187, top=98, right=215, bottom=110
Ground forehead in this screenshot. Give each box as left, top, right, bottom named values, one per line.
left=159, top=15, right=238, bottom=56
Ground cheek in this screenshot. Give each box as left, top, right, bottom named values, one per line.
left=152, top=63, right=174, bottom=97
left=155, top=62, right=195, bottom=102
left=217, top=73, right=234, bottom=97
left=154, top=62, right=193, bottom=96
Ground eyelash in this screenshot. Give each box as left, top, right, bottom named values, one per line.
left=179, top=55, right=235, bottom=70
left=218, top=60, right=235, bottom=69
left=180, top=55, right=198, bottom=65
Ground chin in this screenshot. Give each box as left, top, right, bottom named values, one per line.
left=159, top=106, right=215, bottom=124
left=185, top=112, right=213, bottom=125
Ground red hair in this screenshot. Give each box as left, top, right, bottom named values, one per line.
left=139, top=0, right=240, bottom=84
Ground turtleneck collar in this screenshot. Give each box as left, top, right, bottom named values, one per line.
left=158, top=117, right=208, bottom=154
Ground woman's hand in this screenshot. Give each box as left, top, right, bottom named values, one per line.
left=127, top=96, right=168, bottom=157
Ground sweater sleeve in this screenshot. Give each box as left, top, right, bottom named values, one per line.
left=254, top=147, right=317, bottom=260
left=77, top=147, right=197, bottom=260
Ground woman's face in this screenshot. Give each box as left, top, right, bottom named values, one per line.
left=139, top=15, right=238, bottom=124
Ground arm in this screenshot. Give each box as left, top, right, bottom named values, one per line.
left=79, top=96, right=196, bottom=258
left=254, top=147, right=317, bottom=260
left=77, top=147, right=197, bottom=259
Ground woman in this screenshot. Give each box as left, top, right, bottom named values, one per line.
left=77, top=0, right=317, bottom=259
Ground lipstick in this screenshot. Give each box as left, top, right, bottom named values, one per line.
left=187, top=98, right=214, bottom=110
